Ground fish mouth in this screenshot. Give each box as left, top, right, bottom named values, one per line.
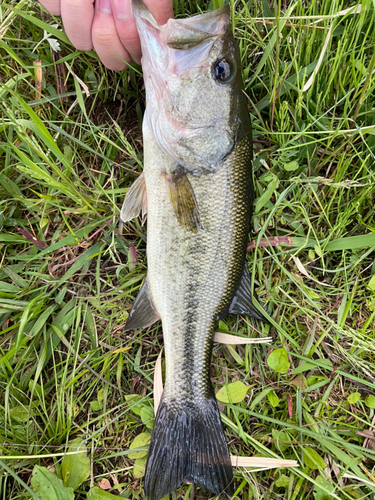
left=133, top=0, right=230, bottom=47
left=133, top=1, right=231, bottom=124
left=133, top=0, right=230, bottom=69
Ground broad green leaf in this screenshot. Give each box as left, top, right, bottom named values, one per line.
left=133, top=457, right=147, bottom=478
left=216, top=381, right=249, bottom=404
left=87, top=487, right=119, bottom=499
left=347, top=392, right=361, bottom=404
left=128, top=432, right=151, bottom=459
left=307, top=376, right=329, bottom=387
left=275, top=474, right=289, bottom=488
left=29, top=381, right=45, bottom=400
left=140, top=406, right=155, bottom=429
left=218, top=320, right=229, bottom=331
left=255, top=175, right=279, bottom=214
left=306, top=289, right=321, bottom=300
left=365, top=395, right=375, bottom=408
left=125, top=394, right=143, bottom=416
left=304, top=448, right=327, bottom=469
left=61, top=439, right=90, bottom=490
left=97, top=389, right=104, bottom=402
left=272, top=429, right=290, bottom=452
left=314, top=475, right=334, bottom=500
left=10, top=405, right=34, bottom=421
left=90, top=401, right=103, bottom=412
left=267, top=348, right=290, bottom=374
left=368, top=275, right=375, bottom=291
left=31, top=465, right=74, bottom=500
left=249, top=387, right=274, bottom=410
left=283, top=161, right=299, bottom=171
left=267, top=390, right=279, bottom=407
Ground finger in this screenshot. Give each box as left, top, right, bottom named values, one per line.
left=39, top=0, right=61, bottom=16
left=144, top=0, right=174, bottom=26
left=111, top=0, right=142, bottom=64
left=92, top=0, right=131, bottom=70
left=61, top=0, right=95, bottom=51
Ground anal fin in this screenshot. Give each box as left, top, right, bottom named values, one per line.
left=219, top=264, right=270, bottom=324
left=120, top=172, right=147, bottom=223
left=164, top=166, right=201, bottom=233
left=124, top=278, right=160, bottom=331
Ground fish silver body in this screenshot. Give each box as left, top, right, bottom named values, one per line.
left=122, top=2, right=267, bottom=499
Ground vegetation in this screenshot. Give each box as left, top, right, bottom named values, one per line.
left=0, top=0, right=374, bottom=498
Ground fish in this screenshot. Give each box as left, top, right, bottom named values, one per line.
left=121, top=1, right=268, bottom=499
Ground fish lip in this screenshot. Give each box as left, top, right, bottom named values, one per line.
left=133, top=0, right=229, bottom=29
left=133, top=0, right=231, bottom=84
left=132, top=0, right=160, bottom=28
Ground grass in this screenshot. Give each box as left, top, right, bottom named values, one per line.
left=0, top=0, right=375, bottom=498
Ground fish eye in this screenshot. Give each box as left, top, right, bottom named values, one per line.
left=212, top=58, right=236, bottom=83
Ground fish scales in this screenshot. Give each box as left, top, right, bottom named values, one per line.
left=121, top=2, right=268, bottom=498
left=146, top=131, right=253, bottom=402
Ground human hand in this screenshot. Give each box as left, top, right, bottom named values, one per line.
left=38, top=0, right=173, bottom=70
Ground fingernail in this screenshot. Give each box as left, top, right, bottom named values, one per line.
left=112, top=0, right=132, bottom=21
left=97, top=0, right=112, bottom=14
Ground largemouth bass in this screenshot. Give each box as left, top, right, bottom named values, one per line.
left=121, top=1, right=268, bottom=498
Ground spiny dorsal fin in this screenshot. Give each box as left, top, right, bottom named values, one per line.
left=124, top=278, right=160, bottom=331
left=218, top=264, right=270, bottom=323
left=120, top=172, right=147, bottom=223
left=164, top=166, right=201, bottom=233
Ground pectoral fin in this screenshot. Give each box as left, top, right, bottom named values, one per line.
left=124, top=278, right=160, bottom=331
left=120, top=173, right=147, bottom=223
left=164, top=167, right=201, bottom=233
left=218, top=265, right=270, bottom=323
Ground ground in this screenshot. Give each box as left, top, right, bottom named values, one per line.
left=0, top=0, right=375, bottom=499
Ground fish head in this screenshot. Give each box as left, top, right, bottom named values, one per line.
left=134, top=0, right=246, bottom=173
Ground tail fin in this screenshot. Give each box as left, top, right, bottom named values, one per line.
left=144, top=395, right=234, bottom=500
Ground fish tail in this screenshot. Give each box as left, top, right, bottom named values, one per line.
left=144, top=394, right=234, bottom=500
